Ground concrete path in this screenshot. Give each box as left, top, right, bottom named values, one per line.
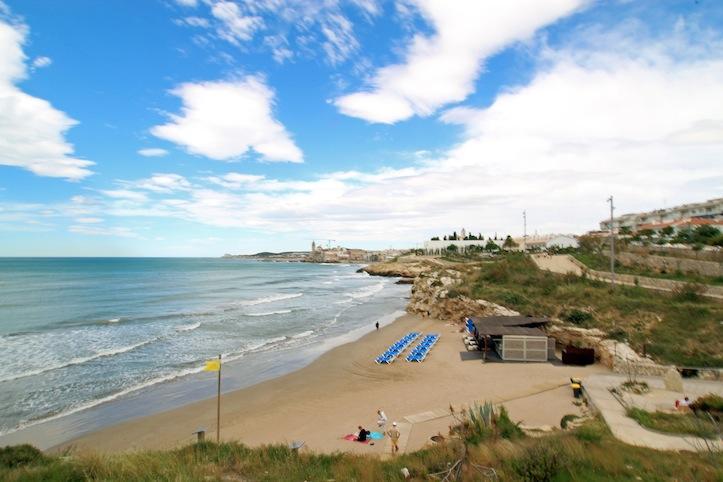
left=532, top=254, right=583, bottom=275
left=584, top=373, right=722, bottom=452
left=532, top=254, right=723, bottom=300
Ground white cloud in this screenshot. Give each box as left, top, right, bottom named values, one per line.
left=320, top=13, right=358, bottom=65
left=210, top=1, right=263, bottom=44
left=75, top=217, right=103, bottom=224
left=177, top=16, right=210, bottom=28
left=97, top=22, right=723, bottom=243
left=138, top=147, right=169, bottom=157
left=100, top=189, right=149, bottom=203
left=129, top=173, right=192, bottom=193
left=31, top=56, right=51, bottom=69
left=69, top=224, right=139, bottom=238
left=151, top=76, right=303, bottom=162
left=175, top=0, right=198, bottom=7
left=334, top=0, right=585, bottom=123
left=0, top=20, right=93, bottom=179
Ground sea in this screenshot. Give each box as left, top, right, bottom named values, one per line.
left=0, top=258, right=409, bottom=447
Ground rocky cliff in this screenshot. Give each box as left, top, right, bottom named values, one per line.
left=359, top=259, right=440, bottom=278
left=406, top=268, right=518, bottom=321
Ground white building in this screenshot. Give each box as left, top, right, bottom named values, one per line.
left=600, top=197, right=723, bottom=233
left=545, top=235, right=579, bottom=249
left=423, top=239, right=498, bottom=255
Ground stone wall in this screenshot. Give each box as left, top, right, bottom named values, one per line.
left=616, top=251, right=722, bottom=278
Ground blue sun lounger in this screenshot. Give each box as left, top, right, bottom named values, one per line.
left=375, top=331, right=420, bottom=364
left=406, top=333, right=440, bottom=362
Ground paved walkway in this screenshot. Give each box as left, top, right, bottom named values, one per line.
left=532, top=254, right=723, bottom=300
left=584, top=373, right=722, bottom=452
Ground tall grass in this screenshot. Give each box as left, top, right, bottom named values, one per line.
left=2, top=418, right=721, bottom=481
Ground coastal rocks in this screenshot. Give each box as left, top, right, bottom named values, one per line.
left=406, top=269, right=518, bottom=321
left=359, top=260, right=436, bottom=278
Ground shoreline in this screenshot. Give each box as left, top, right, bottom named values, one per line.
left=52, top=312, right=607, bottom=455
left=0, top=303, right=407, bottom=451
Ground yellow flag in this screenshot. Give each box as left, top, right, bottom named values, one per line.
left=204, top=359, right=220, bottom=372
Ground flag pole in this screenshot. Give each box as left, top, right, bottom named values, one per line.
left=216, top=353, right=221, bottom=443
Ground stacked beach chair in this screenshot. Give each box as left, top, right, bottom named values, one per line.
left=464, top=318, right=479, bottom=351
left=375, top=332, right=419, bottom=364
left=405, top=333, right=440, bottom=362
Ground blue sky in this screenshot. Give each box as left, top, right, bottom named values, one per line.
left=0, top=0, right=721, bottom=256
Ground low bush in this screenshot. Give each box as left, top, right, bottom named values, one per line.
left=672, top=282, right=706, bottom=302
left=690, top=393, right=723, bottom=417
left=510, top=440, right=568, bottom=482
left=562, top=308, right=593, bottom=326
left=574, top=422, right=604, bottom=443
left=560, top=414, right=579, bottom=429
left=0, top=444, right=47, bottom=469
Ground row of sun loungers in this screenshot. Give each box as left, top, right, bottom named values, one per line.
left=405, top=334, right=440, bottom=362
left=375, top=332, right=420, bottom=364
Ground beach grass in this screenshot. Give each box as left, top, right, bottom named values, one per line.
left=1, top=418, right=721, bottom=481
left=626, top=407, right=721, bottom=439
left=454, top=253, right=723, bottom=367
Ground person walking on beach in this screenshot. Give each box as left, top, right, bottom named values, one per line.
left=377, top=409, right=387, bottom=427
left=387, top=422, right=401, bottom=455
left=375, top=321, right=380, bottom=330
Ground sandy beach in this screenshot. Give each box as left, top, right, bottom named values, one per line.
left=57, top=313, right=607, bottom=456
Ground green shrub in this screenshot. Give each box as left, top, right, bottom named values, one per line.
left=690, top=393, right=723, bottom=414
left=511, top=441, right=568, bottom=482
left=672, top=282, right=706, bottom=302
left=501, top=291, right=527, bottom=306
left=497, top=406, right=525, bottom=440
left=560, top=414, right=579, bottom=429
left=574, top=423, right=604, bottom=443
left=0, top=444, right=47, bottom=468
left=562, top=309, right=593, bottom=326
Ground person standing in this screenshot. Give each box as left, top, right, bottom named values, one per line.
left=375, top=321, right=380, bottom=330
left=387, top=422, right=401, bottom=454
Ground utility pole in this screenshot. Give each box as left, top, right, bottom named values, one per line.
left=522, top=210, right=527, bottom=253
left=607, top=196, right=615, bottom=288
left=216, top=354, right=221, bottom=442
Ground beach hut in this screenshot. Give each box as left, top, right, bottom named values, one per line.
left=470, top=316, right=554, bottom=362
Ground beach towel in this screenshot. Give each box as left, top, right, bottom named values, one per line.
left=369, top=431, right=384, bottom=440
left=343, top=434, right=371, bottom=444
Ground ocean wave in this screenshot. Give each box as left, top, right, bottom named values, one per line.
left=176, top=322, right=201, bottom=332
left=291, top=330, right=314, bottom=339
left=0, top=339, right=155, bottom=383
left=239, top=293, right=302, bottom=306
left=106, top=318, right=121, bottom=323
left=245, top=309, right=292, bottom=317
left=0, top=363, right=207, bottom=438
left=345, top=282, right=385, bottom=300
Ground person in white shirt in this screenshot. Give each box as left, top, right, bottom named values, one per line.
left=377, top=409, right=388, bottom=427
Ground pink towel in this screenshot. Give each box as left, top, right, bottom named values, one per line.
left=343, top=434, right=371, bottom=444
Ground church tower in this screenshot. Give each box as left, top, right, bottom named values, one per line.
left=311, top=241, right=316, bottom=252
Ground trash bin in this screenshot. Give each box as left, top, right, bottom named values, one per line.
left=571, top=383, right=582, bottom=398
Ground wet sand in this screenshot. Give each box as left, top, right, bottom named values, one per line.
left=57, top=314, right=607, bottom=456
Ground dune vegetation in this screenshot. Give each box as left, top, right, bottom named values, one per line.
left=1, top=417, right=721, bottom=481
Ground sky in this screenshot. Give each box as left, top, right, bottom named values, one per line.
left=0, top=0, right=722, bottom=256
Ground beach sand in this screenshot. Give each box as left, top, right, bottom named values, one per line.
left=57, top=314, right=607, bottom=456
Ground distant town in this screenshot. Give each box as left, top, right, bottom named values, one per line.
left=223, top=197, right=722, bottom=262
